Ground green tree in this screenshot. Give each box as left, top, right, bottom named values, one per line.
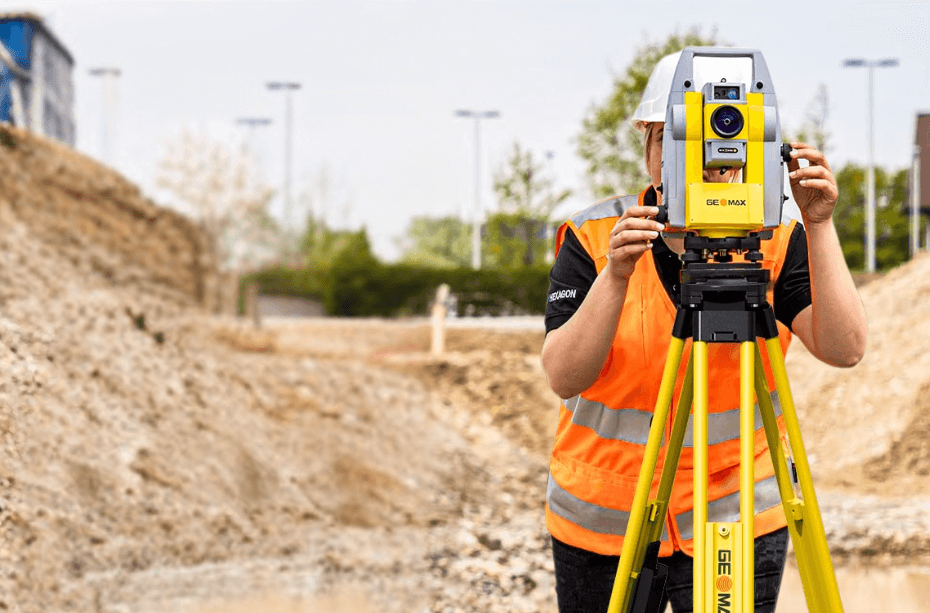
left=300, top=215, right=362, bottom=269
left=483, top=212, right=551, bottom=269
left=577, top=28, right=719, bottom=198
left=396, top=215, right=471, bottom=268
left=831, top=164, right=865, bottom=268
left=324, top=229, right=384, bottom=316
left=295, top=163, right=355, bottom=266
left=832, top=163, right=913, bottom=271
left=876, top=168, right=912, bottom=270
left=488, top=142, right=571, bottom=268
left=493, top=142, right=571, bottom=217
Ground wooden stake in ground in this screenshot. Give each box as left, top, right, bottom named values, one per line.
left=243, top=280, right=260, bottom=328
left=431, top=284, right=450, bottom=356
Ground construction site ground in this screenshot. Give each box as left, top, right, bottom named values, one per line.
left=2, top=125, right=930, bottom=612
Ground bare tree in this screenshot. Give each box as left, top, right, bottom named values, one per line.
left=157, top=129, right=279, bottom=271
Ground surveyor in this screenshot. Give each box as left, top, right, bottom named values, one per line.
left=540, top=51, right=867, bottom=613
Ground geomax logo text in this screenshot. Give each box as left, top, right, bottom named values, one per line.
left=706, top=198, right=747, bottom=207
left=717, top=549, right=733, bottom=613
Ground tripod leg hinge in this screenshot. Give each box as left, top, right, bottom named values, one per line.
left=647, top=501, right=662, bottom=522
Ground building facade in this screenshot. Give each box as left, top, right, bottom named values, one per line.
left=0, top=12, right=75, bottom=146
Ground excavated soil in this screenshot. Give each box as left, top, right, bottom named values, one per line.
left=784, top=251, right=930, bottom=498
left=1, top=124, right=930, bottom=612
left=0, top=126, right=556, bottom=612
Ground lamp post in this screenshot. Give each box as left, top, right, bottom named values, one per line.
left=544, top=150, right=557, bottom=265
left=913, top=145, right=921, bottom=257
left=267, top=82, right=301, bottom=231
left=89, top=67, right=121, bottom=165
left=842, top=57, right=898, bottom=272
left=235, top=117, right=272, bottom=160
left=455, top=109, right=500, bottom=270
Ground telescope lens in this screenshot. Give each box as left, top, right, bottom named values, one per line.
left=710, top=106, right=744, bottom=138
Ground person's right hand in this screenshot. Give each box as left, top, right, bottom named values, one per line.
left=606, top=206, right=664, bottom=281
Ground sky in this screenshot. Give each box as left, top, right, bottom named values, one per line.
left=14, top=0, right=930, bottom=261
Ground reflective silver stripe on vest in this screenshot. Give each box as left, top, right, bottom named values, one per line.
left=570, top=198, right=622, bottom=227
left=563, top=391, right=781, bottom=448
left=682, top=392, right=782, bottom=447
left=617, top=195, right=639, bottom=215
left=547, top=473, right=669, bottom=541
left=569, top=195, right=639, bottom=228
left=564, top=396, right=655, bottom=445
left=675, top=475, right=783, bottom=541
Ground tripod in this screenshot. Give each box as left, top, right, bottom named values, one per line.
left=606, top=234, right=844, bottom=613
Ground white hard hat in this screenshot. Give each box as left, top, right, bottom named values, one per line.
left=631, top=51, right=682, bottom=133
left=631, top=49, right=752, bottom=133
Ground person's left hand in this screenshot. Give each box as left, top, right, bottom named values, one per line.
left=787, top=142, right=838, bottom=225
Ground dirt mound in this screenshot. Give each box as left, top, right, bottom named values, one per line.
left=862, top=382, right=930, bottom=483
left=0, top=125, right=212, bottom=305
left=785, top=251, right=930, bottom=496
left=390, top=327, right=556, bottom=458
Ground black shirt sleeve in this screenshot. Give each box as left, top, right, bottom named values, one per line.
left=545, top=228, right=597, bottom=334
left=772, top=223, right=812, bottom=332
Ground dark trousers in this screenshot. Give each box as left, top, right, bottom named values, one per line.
left=552, top=527, right=788, bottom=613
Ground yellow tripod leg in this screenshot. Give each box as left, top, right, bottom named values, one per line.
left=700, top=342, right=755, bottom=613
left=739, top=341, right=756, bottom=613
left=693, top=340, right=708, bottom=613
left=607, top=337, right=688, bottom=613
left=657, top=347, right=695, bottom=528
left=755, top=340, right=844, bottom=613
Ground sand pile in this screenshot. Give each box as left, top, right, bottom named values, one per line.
left=0, top=125, right=212, bottom=305
left=785, top=251, right=930, bottom=496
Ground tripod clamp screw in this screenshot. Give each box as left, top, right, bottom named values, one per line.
left=718, top=525, right=730, bottom=537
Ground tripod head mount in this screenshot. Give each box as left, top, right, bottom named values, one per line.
left=680, top=230, right=774, bottom=265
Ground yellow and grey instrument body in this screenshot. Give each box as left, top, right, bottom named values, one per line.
left=662, top=48, right=785, bottom=238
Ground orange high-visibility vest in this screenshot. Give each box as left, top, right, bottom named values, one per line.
left=546, top=187, right=795, bottom=557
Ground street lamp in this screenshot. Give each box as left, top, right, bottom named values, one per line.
left=912, top=144, right=921, bottom=257
left=235, top=117, right=272, bottom=160
left=267, top=81, right=301, bottom=231
left=842, top=57, right=898, bottom=272
left=89, top=67, right=121, bottom=165
left=455, top=109, right=501, bottom=270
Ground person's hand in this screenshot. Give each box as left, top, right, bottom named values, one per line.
left=606, top=206, right=664, bottom=281
left=787, top=142, right=838, bottom=225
